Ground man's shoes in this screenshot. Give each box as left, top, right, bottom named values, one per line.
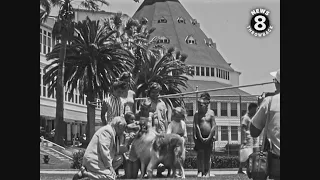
left=197, top=172, right=202, bottom=178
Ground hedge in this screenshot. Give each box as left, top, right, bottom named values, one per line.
left=71, top=152, right=243, bottom=169
left=183, top=155, right=243, bottom=169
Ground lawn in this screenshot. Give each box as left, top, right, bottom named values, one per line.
left=40, top=174, right=251, bottom=180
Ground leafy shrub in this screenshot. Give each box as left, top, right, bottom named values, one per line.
left=71, top=149, right=85, bottom=169
left=224, top=143, right=241, bottom=156
left=183, top=155, right=244, bottom=169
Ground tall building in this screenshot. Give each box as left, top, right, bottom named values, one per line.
left=40, top=1, right=257, bottom=149
left=132, top=0, right=257, bottom=149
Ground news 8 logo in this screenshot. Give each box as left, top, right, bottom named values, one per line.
left=247, top=8, right=273, bottom=37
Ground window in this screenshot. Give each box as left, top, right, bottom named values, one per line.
left=48, top=32, right=52, bottom=53
left=177, top=17, right=185, bottom=23
left=210, top=101, right=218, bottom=116
left=223, top=70, right=225, bottom=79
left=200, top=67, right=205, bottom=76
left=231, top=126, right=238, bottom=141
left=185, top=103, right=194, bottom=116
left=231, top=103, right=238, bottom=117
left=241, top=103, right=247, bottom=116
left=227, top=72, right=229, bottom=80
left=191, top=19, right=198, bottom=25
left=186, top=35, right=196, bottom=44
left=186, top=126, right=193, bottom=143
left=190, top=66, right=195, bottom=76
left=158, top=17, right=167, bottom=23
left=211, top=67, right=215, bottom=77
left=196, top=66, right=200, bottom=76
left=40, top=69, right=42, bottom=96
left=206, top=67, right=210, bottom=76
left=221, top=102, right=228, bottom=116
left=40, top=28, right=54, bottom=54
left=40, top=29, right=42, bottom=53
left=221, top=126, right=228, bottom=141
left=216, top=68, right=219, bottom=77
left=141, top=17, right=148, bottom=24
left=43, top=30, right=47, bottom=54
left=42, top=69, right=46, bottom=97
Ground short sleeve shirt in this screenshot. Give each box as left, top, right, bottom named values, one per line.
left=103, top=94, right=124, bottom=124
left=252, top=93, right=280, bottom=156
left=241, top=114, right=258, bottom=147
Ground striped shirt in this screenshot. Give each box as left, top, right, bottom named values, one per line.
left=103, top=94, right=124, bottom=124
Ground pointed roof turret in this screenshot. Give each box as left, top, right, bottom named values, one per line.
left=133, top=0, right=234, bottom=71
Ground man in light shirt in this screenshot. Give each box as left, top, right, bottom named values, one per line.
left=250, top=69, right=280, bottom=180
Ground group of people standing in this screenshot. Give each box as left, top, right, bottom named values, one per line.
left=72, top=72, right=191, bottom=180
left=72, top=68, right=280, bottom=180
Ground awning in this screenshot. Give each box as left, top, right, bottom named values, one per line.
left=40, top=105, right=101, bottom=124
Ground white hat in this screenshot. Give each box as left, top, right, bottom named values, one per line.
left=270, top=69, right=280, bottom=83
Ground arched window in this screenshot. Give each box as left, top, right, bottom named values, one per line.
left=204, top=38, right=216, bottom=48
left=185, top=35, right=197, bottom=45
left=177, top=17, right=185, bottom=24
left=157, top=36, right=170, bottom=44
left=158, top=16, right=167, bottom=23
left=190, top=18, right=198, bottom=25
left=141, top=17, right=148, bottom=24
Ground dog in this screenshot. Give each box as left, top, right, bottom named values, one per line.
left=146, top=133, right=186, bottom=179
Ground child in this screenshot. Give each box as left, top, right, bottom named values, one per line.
left=166, top=107, right=187, bottom=177
left=167, top=107, right=188, bottom=141
left=123, top=112, right=141, bottom=179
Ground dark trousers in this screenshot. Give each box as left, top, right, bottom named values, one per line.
left=269, top=154, right=280, bottom=179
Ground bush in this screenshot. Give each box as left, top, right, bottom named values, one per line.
left=71, top=149, right=85, bottom=169
left=183, top=155, right=244, bottom=169
left=224, top=143, right=241, bottom=156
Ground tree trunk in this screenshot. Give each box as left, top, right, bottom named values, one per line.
left=54, top=37, right=67, bottom=146
left=86, top=90, right=96, bottom=142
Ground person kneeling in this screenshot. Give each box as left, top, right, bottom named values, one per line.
left=72, top=116, right=131, bottom=180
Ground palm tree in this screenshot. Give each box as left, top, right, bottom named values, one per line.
left=135, top=46, right=194, bottom=106
left=44, top=17, right=134, bottom=144
left=102, top=14, right=194, bottom=107
left=102, top=13, right=164, bottom=89
left=41, top=0, right=109, bottom=146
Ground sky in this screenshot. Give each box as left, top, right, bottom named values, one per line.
left=50, top=0, right=280, bottom=95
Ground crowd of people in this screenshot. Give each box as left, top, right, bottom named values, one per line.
left=72, top=69, right=280, bottom=180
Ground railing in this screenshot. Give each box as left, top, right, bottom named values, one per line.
left=40, top=136, right=65, bottom=150
left=40, top=137, right=73, bottom=160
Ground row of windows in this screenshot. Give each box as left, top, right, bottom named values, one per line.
left=186, top=126, right=240, bottom=145
left=157, top=16, right=197, bottom=25
left=185, top=101, right=249, bottom=117
left=40, top=68, right=99, bottom=107
left=190, top=66, right=230, bottom=80
left=217, top=68, right=229, bottom=80
left=40, top=27, right=58, bottom=55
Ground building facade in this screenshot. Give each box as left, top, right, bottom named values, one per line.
left=40, top=1, right=257, bottom=148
